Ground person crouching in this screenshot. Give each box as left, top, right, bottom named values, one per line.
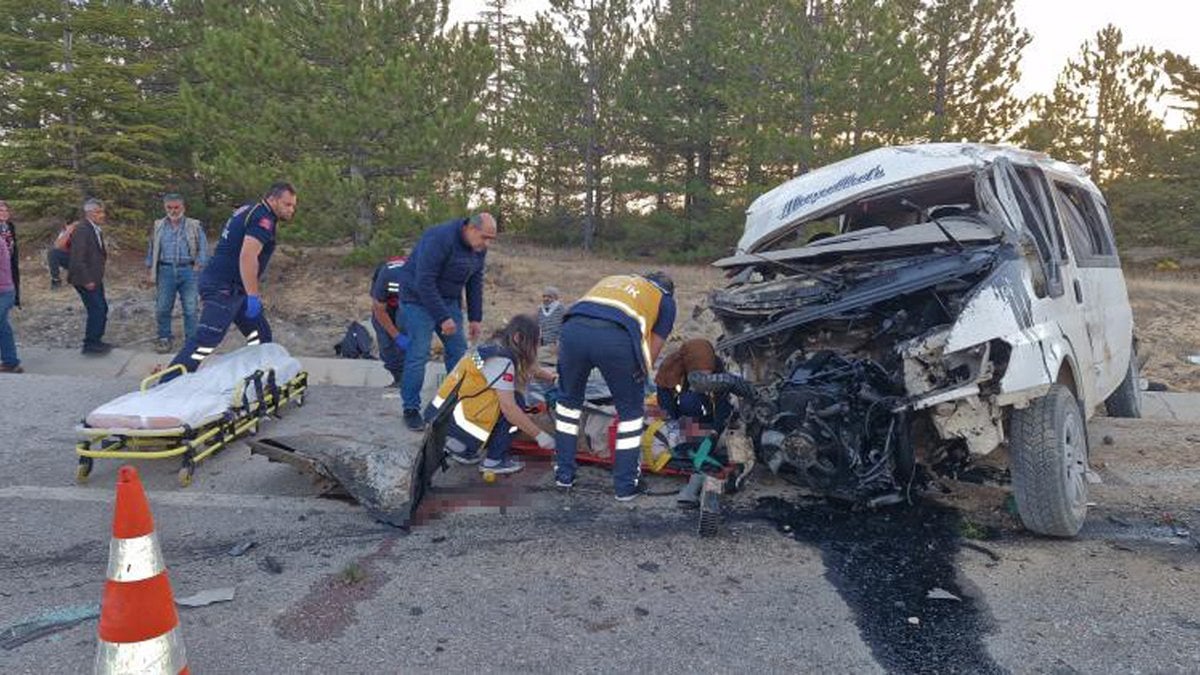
left=424, top=314, right=556, bottom=475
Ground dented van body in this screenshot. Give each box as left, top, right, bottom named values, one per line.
left=704, top=143, right=1140, bottom=537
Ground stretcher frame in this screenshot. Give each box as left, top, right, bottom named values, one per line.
left=74, top=365, right=309, bottom=486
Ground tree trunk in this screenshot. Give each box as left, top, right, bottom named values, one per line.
left=349, top=149, right=373, bottom=246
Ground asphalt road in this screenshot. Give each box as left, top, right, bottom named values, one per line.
left=1, top=372, right=1198, bottom=674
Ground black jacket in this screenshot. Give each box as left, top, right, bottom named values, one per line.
left=0, top=220, right=17, bottom=307
left=68, top=220, right=106, bottom=288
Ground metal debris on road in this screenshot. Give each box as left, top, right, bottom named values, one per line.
left=176, top=587, right=237, bottom=608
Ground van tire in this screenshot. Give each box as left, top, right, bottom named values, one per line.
left=1104, top=348, right=1142, bottom=418
left=1010, top=385, right=1089, bottom=537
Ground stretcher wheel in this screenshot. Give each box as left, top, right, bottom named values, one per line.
left=76, top=457, right=93, bottom=484
left=178, top=465, right=194, bottom=487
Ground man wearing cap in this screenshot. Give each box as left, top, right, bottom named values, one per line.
left=370, top=255, right=410, bottom=387
left=145, top=193, right=208, bottom=353
left=552, top=271, right=676, bottom=501
left=397, top=212, right=496, bottom=430
left=537, top=285, right=565, bottom=347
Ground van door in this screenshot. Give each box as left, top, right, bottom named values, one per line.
left=1047, top=178, right=1132, bottom=400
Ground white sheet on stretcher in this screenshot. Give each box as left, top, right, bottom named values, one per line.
left=84, top=344, right=303, bottom=431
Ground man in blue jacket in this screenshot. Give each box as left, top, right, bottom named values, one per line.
left=399, top=212, right=496, bottom=430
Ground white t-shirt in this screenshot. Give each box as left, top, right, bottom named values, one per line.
left=480, top=356, right=516, bottom=392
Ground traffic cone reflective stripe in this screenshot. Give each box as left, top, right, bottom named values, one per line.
left=95, top=466, right=188, bottom=675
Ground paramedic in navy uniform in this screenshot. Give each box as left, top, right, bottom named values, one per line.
left=165, top=182, right=297, bottom=376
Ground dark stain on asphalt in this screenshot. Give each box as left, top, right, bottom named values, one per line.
left=754, top=496, right=1003, bottom=675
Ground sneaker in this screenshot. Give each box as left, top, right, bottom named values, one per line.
left=403, top=408, right=424, bottom=431
left=154, top=338, right=172, bottom=354
left=50, top=279, right=62, bottom=290
left=480, top=457, right=524, bottom=474
left=615, top=482, right=649, bottom=502
left=0, top=364, right=23, bottom=374
left=555, top=478, right=575, bottom=489
left=449, top=451, right=482, bottom=465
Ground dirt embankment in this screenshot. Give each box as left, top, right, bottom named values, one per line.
left=8, top=241, right=1198, bottom=391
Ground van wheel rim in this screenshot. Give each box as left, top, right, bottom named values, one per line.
left=1062, top=408, right=1087, bottom=509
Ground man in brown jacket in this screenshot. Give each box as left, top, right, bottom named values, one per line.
left=69, top=198, right=112, bottom=355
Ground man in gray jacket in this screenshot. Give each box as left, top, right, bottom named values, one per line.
left=145, top=193, right=208, bottom=352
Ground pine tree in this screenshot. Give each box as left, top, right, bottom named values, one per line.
left=916, top=0, right=1030, bottom=143
left=1015, top=24, right=1163, bottom=181
left=0, top=0, right=178, bottom=225
left=180, top=0, right=492, bottom=246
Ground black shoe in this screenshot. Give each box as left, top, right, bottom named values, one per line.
left=50, top=279, right=62, bottom=290
left=82, top=342, right=113, bottom=355
left=615, top=481, right=650, bottom=502
left=403, top=408, right=424, bottom=431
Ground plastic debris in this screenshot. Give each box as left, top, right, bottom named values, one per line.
left=176, top=587, right=236, bottom=608
left=926, top=587, right=961, bottom=602
left=907, top=616, right=921, bottom=625
left=228, top=541, right=257, bottom=557
left=1186, top=355, right=1200, bottom=366
left=0, top=604, right=100, bottom=650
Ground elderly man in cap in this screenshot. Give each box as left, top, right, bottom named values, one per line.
left=538, top=285, right=565, bottom=348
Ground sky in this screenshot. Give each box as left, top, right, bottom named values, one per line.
left=448, top=0, right=1200, bottom=106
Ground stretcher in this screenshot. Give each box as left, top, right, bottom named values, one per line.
left=75, top=344, right=309, bottom=486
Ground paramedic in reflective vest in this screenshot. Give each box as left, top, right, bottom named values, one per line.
left=425, top=314, right=556, bottom=475
left=554, top=272, right=676, bottom=501
left=370, top=256, right=410, bottom=387
left=398, top=212, right=496, bottom=431
left=166, top=182, right=297, bottom=375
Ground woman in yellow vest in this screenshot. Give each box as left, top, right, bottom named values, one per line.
left=425, top=314, right=556, bottom=474
left=553, top=272, right=676, bottom=500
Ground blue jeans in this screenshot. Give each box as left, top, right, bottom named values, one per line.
left=0, top=290, right=18, bottom=367
left=400, top=302, right=467, bottom=411
left=74, top=283, right=108, bottom=347
left=48, top=249, right=69, bottom=283
left=168, top=284, right=272, bottom=375
left=155, top=264, right=199, bottom=340
left=484, top=392, right=525, bottom=462
left=554, top=317, right=646, bottom=495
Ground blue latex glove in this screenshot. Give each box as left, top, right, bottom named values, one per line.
left=393, top=333, right=410, bottom=352
left=245, top=294, right=262, bottom=319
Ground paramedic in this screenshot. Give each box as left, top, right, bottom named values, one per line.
left=370, top=255, right=410, bottom=387
left=398, top=212, right=495, bottom=431
left=424, top=314, right=556, bottom=475
left=553, top=272, right=676, bottom=501
left=165, top=182, right=297, bottom=376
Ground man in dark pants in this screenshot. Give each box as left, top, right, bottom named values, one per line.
left=369, top=255, right=409, bottom=387
left=164, top=182, right=297, bottom=376
left=553, top=272, right=676, bottom=501
left=48, top=220, right=75, bottom=289
left=398, top=212, right=496, bottom=430
left=68, top=199, right=112, bottom=355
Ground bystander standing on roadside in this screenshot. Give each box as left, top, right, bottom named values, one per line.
left=145, top=193, right=208, bottom=353
left=537, top=285, right=564, bottom=348
left=0, top=199, right=22, bottom=373
left=48, top=217, right=77, bottom=290
left=69, top=198, right=113, bottom=355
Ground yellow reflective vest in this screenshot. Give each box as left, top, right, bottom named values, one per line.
left=573, top=275, right=664, bottom=372
left=428, top=345, right=511, bottom=451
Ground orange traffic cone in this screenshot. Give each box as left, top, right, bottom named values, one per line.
left=95, top=466, right=189, bottom=674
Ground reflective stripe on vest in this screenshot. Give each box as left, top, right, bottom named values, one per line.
left=578, top=275, right=663, bottom=371
left=431, top=349, right=501, bottom=446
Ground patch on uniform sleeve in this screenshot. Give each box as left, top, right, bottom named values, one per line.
left=502, top=372, right=514, bottom=383
left=258, top=217, right=274, bottom=231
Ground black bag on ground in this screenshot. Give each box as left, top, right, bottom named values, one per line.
left=334, top=321, right=376, bottom=359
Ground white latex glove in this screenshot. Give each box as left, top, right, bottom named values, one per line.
left=535, top=431, right=555, bottom=450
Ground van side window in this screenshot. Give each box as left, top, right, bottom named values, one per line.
left=1052, top=181, right=1115, bottom=259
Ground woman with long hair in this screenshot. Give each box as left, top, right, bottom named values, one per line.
left=425, top=314, right=557, bottom=475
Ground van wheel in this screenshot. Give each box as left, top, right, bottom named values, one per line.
left=1009, top=384, right=1089, bottom=537
left=1104, top=347, right=1142, bottom=418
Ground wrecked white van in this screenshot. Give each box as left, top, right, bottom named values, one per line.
left=700, top=143, right=1140, bottom=537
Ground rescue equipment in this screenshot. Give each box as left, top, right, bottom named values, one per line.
left=75, top=344, right=308, bottom=486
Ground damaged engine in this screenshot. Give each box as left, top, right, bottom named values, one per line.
left=704, top=246, right=1003, bottom=504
